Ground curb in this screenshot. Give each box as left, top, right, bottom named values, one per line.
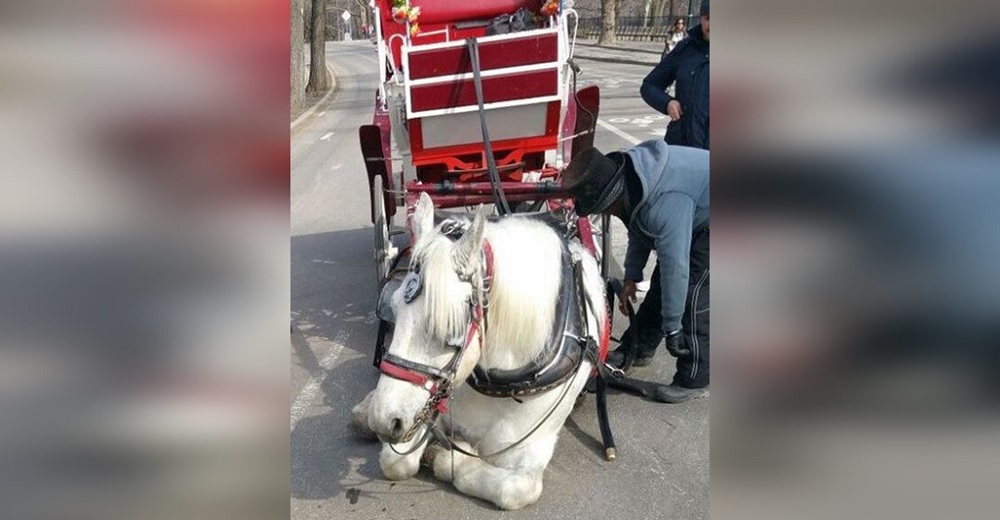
left=575, top=42, right=663, bottom=56
left=291, top=63, right=337, bottom=130
left=574, top=54, right=659, bottom=67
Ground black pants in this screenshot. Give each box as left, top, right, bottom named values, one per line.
left=628, top=228, right=710, bottom=388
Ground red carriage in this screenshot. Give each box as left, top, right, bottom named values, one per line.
left=358, top=0, right=611, bottom=285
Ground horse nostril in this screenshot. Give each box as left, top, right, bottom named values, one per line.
left=390, top=418, right=405, bottom=437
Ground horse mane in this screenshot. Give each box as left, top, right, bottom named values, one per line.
left=412, top=217, right=564, bottom=371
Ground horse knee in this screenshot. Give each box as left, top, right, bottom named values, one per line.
left=494, top=474, right=543, bottom=511
left=379, top=444, right=421, bottom=481
left=350, top=391, right=376, bottom=440
left=450, top=467, right=543, bottom=510
left=432, top=441, right=473, bottom=482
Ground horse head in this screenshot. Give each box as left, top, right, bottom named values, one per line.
left=369, top=193, right=489, bottom=444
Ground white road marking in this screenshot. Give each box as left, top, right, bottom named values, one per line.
left=320, top=132, right=334, bottom=141
left=290, top=339, right=346, bottom=431
left=597, top=119, right=641, bottom=145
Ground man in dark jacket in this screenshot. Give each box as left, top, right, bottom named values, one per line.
left=640, top=0, right=710, bottom=150
left=562, top=140, right=709, bottom=403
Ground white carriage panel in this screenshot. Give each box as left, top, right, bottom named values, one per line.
left=419, top=103, right=550, bottom=149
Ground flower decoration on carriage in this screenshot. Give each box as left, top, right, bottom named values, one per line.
left=390, top=0, right=421, bottom=35
left=540, top=0, right=560, bottom=17
left=390, top=3, right=407, bottom=23
left=407, top=6, right=421, bottom=22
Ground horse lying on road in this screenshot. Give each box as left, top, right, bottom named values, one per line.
left=353, top=193, right=608, bottom=510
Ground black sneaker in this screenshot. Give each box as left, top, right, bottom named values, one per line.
left=606, top=348, right=656, bottom=370
left=651, top=384, right=709, bottom=403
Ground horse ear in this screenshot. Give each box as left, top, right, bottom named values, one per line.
left=453, top=207, right=487, bottom=276
left=412, top=192, right=435, bottom=242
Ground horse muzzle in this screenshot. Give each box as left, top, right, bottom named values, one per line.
left=373, top=415, right=416, bottom=445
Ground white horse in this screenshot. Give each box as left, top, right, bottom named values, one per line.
left=354, top=192, right=607, bottom=510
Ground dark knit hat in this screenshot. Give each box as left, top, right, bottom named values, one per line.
left=561, top=147, right=627, bottom=216
left=700, top=0, right=709, bottom=17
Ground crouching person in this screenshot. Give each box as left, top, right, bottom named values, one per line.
left=562, top=140, right=709, bottom=403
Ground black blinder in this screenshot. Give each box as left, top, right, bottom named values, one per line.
left=403, top=271, right=423, bottom=304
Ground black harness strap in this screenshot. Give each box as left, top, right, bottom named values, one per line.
left=467, top=37, right=511, bottom=215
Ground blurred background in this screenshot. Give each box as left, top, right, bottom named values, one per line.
left=712, top=1, right=1000, bottom=519
left=0, top=1, right=289, bottom=519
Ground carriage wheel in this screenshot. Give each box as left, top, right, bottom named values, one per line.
left=372, top=175, right=392, bottom=286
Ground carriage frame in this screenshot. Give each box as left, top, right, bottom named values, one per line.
left=358, top=0, right=613, bottom=297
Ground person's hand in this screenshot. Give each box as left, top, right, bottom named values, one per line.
left=619, top=280, right=638, bottom=316
left=664, top=330, right=691, bottom=358
left=667, top=100, right=683, bottom=121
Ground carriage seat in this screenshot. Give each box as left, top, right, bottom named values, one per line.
left=409, top=0, right=544, bottom=26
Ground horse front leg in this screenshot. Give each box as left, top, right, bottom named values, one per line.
left=349, top=389, right=377, bottom=440
left=429, top=439, right=551, bottom=510
left=378, top=428, right=429, bottom=481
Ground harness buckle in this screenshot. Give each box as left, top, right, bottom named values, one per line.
left=603, top=362, right=625, bottom=379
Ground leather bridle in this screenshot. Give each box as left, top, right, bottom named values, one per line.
left=377, top=240, right=494, bottom=446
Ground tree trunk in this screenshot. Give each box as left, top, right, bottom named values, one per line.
left=291, top=0, right=306, bottom=111
left=354, top=0, right=370, bottom=30
left=306, top=0, right=329, bottom=94
left=598, top=0, right=617, bottom=45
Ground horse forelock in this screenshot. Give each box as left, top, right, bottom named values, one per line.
left=411, top=234, right=472, bottom=343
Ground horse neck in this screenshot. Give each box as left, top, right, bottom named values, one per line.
left=478, top=220, right=563, bottom=371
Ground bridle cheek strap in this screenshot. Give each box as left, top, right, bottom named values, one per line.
left=377, top=240, right=493, bottom=421
left=378, top=307, right=482, bottom=413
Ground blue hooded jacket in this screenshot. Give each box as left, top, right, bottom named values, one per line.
left=640, top=23, right=710, bottom=150
left=622, top=140, right=710, bottom=333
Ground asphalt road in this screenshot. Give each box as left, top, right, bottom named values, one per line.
left=291, top=41, right=708, bottom=519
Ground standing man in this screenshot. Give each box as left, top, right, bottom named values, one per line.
left=641, top=0, right=710, bottom=150
left=562, top=140, right=709, bottom=403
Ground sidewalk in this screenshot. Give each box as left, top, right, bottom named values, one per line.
left=572, top=38, right=664, bottom=67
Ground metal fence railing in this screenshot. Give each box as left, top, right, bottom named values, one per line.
left=576, top=16, right=699, bottom=42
